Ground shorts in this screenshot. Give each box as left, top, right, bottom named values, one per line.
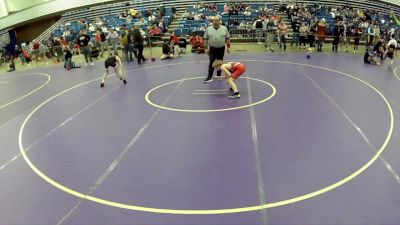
left=105, top=58, right=117, bottom=68
left=231, top=64, right=246, bottom=79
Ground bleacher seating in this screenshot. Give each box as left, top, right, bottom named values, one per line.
left=52, top=4, right=175, bottom=44
left=48, top=0, right=400, bottom=44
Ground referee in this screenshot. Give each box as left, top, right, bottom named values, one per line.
left=204, top=16, right=231, bottom=83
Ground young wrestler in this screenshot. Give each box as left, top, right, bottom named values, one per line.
left=170, top=32, right=181, bottom=56
left=373, top=37, right=386, bottom=62
left=212, top=60, right=246, bottom=99
left=64, top=48, right=81, bottom=70
left=160, top=40, right=174, bottom=60
left=364, top=47, right=381, bottom=66
left=100, top=55, right=127, bottom=87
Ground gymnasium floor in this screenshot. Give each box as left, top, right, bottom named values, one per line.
left=0, top=52, right=400, bottom=225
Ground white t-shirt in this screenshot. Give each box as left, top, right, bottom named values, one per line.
left=388, top=39, right=397, bottom=48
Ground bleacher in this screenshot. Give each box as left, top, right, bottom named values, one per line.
left=175, top=3, right=280, bottom=37
left=42, top=0, right=400, bottom=47
left=52, top=2, right=175, bottom=45
left=175, top=0, right=398, bottom=43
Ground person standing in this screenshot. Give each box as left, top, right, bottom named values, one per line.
left=203, top=16, right=231, bottom=83
left=299, top=22, right=308, bottom=49
left=278, top=19, right=288, bottom=51
left=132, top=23, right=146, bottom=64
left=352, top=25, right=363, bottom=53
left=120, top=28, right=133, bottom=63
left=290, top=18, right=300, bottom=48
left=77, top=29, right=93, bottom=66
left=107, top=28, right=120, bottom=56
left=96, top=29, right=109, bottom=57
left=308, top=20, right=317, bottom=51
left=332, top=21, right=341, bottom=52
left=367, top=23, right=375, bottom=46
left=316, top=18, right=327, bottom=52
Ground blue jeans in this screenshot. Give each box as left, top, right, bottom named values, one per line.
left=291, top=32, right=300, bottom=47
left=124, top=44, right=133, bottom=62
left=111, top=43, right=119, bottom=56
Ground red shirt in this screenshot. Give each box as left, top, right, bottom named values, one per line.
left=33, top=42, right=40, bottom=49
left=95, top=34, right=102, bottom=43
left=171, top=35, right=180, bottom=44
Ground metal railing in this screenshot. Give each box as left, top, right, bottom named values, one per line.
left=27, top=18, right=65, bottom=52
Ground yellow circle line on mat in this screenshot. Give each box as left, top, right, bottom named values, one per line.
left=18, top=60, right=394, bottom=214
left=145, top=76, right=276, bottom=112
left=393, top=66, right=400, bottom=81
left=0, top=73, right=51, bottom=109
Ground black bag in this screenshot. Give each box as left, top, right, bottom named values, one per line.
left=255, top=20, right=263, bottom=28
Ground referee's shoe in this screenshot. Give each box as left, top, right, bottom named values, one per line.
left=203, top=77, right=213, bottom=83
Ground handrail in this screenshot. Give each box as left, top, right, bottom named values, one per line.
left=27, top=18, right=64, bottom=52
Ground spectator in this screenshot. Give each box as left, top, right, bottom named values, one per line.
left=209, top=4, right=216, bottom=12
left=352, top=24, right=363, bottom=53
left=138, top=18, right=147, bottom=26
left=77, top=29, right=93, bottom=66
left=373, top=24, right=381, bottom=45
left=316, top=18, right=327, bottom=52
left=107, top=28, right=120, bottom=56
left=172, top=6, right=177, bottom=18
left=130, top=8, right=139, bottom=18
left=291, top=18, right=301, bottom=48
left=120, top=28, right=133, bottom=63
left=332, top=21, right=341, bottom=52
left=95, top=17, right=103, bottom=27
left=32, top=40, right=40, bottom=61
left=39, top=40, right=49, bottom=63
left=53, top=37, right=63, bottom=62
left=237, top=3, right=245, bottom=11
left=101, top=25, right=108, bottom=33
left=88, top=23, right=95, bottom=32
left=132, top=23, right=146, bottom=64
left=367, top=23, right=375, bottom=46
left=182, top=10, right=190, bottom=19
left=278, top=19, right=288, bottom=51
left=159, top=17, right=167, bottom=33
left=299, top=22, right=308, bottom=49
left=148, top=25, right=163, bottom=36
left=253, top=18, right=264, bottom=44
left=308, top=20, right=317, bottom=51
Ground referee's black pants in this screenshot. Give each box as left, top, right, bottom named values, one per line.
left=207, top=46, right=225, bottom=80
